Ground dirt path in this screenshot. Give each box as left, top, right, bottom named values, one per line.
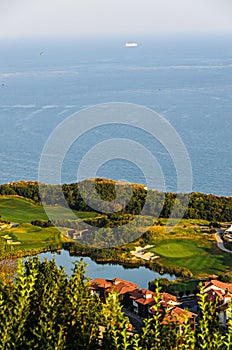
left=215, top=230, right=232, bottom=254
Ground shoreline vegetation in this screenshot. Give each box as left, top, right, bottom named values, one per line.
left=0, top=178, right=232, bottom=280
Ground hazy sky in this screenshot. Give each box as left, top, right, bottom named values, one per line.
left=0, top=0, right=232, bottom=37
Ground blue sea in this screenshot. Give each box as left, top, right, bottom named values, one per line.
left=0, top=34, right=232, bottom=196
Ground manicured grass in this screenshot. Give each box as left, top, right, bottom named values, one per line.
left=0, top=196, right=231, bottom=278
left=149, top=239, right=232, bottom=276
left=150, top=241, right=198, bottom=258
left=0, top=196, right=98, bottom=254
left=0, top=197, right=47, bottom=222
left=128, top=219, right=232, bottom=277
left=0, top=223, right=61, bottom=250
left=0, top=196, right=97, bottom=223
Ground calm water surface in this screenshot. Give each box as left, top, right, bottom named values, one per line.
left=0, top=34, right=232, bottom=195
left=36, top=249, right=175, bottom=289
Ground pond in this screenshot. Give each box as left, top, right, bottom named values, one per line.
left=36, top=249, right=175, bottom=289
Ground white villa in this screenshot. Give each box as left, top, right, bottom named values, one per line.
left=223, top=225, right=232, bottom=243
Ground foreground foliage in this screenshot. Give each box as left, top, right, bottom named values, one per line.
left=0, top=259, right=232, bottom=349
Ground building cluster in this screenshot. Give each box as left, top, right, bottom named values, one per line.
left=91, top=277, right=197, bottom=326
left=91, top=276, right=232, bottom=330
left=204, top=279, right=232, bottom=328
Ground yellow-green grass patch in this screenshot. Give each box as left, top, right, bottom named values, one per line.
left=0, top=196, right=97, bottom=223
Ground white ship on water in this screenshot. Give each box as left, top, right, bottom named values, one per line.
left=125, top=42, right=138, bottom=47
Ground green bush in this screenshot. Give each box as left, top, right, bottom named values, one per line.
left=0, top=259, right=231, bottom=349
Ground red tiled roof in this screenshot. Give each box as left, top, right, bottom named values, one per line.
left=129, top=290, right=142, bottom=300
left=204, top=280, right=232, bottom=293
left=129, top=288, right=178, bottom=307
left=91, top=278, right=138, bottom=295
left=91, top=278, right=112, bottom=290
left=140, top=288, right=153, bottom=294
left=135, top=297, right=156, bottom=306
left=110, top=278, right=138, bottom=294
left=91, top=277, right=178, bottom=303
left=161, top=292, right=177, bottom=303
left=112, top=278, right=137, bottom=286
left=111, top=278, right=121, bottom=283
left=109, top=283, right=138, bottom=294
left=162, top=307, right=197, bottom=324
left=224, top=293, right=232, bottom=298
left=129, top=288, right=155, bottom=300
left=160, top=300, right=180, bottom=308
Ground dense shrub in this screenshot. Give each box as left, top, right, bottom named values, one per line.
left=0, top=259, right=231, bottom=349
left=31, top=219, right=54, bottom=228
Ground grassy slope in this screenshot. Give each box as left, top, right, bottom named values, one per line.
left=142, top=220, right=232, bottom=276
left=0, top=196, right=97, bottom=223
left=0, top=196, right=97, bottom=254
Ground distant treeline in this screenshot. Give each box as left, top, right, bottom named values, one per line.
left=0, top=178, right=232, bottom=222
